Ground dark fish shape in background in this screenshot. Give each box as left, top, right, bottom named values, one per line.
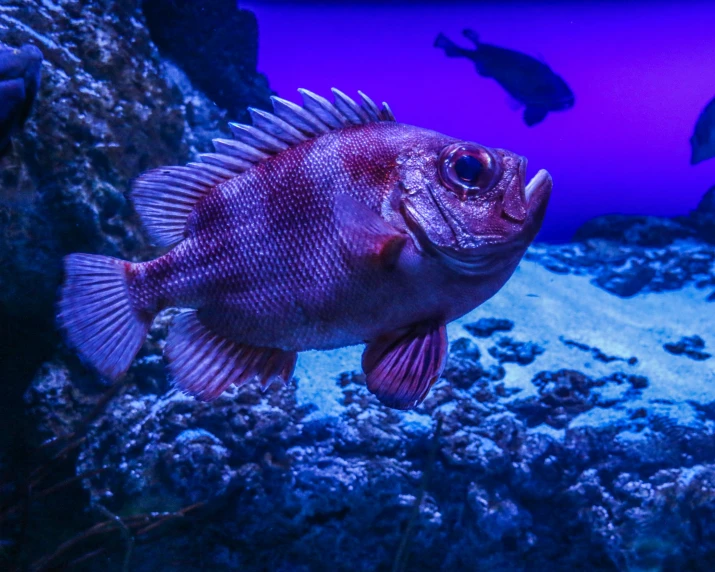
left=58, top=88, right=552, bottom=411
left=0, top=42, right=43, bottom=158
left=435, top=29, right=574, bottom=127
left=691, top=95, right=715, bottom=165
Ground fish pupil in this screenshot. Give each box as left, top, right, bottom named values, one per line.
left=455, top=155, right=483, bottom=183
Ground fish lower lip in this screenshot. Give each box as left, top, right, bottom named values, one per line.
left=524, top=169, right=552, bottom=203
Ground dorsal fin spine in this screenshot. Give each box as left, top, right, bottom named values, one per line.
left=332, top=88, right=369, bottom=124
left=131, top=89, right=396, bottom=248
left=229, top=123, right=288, bottom=153
left=270, top=96, right=329, bottom=135
left=248, top=107, right=307, bottom=144
left=213, top=138, right=270, bottom=162
left=298, top=89, right=347, bottom=128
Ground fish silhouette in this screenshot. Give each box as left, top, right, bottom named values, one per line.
left=0, top=42, right=43, bottom=158
left=691, top=95, right=715, bottom=165
left=435, top=29, right=574, bottom=126
left=58, top=88, right=552, bottom=410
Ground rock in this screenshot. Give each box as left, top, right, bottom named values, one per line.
left=0, top=0, right=185, bottom=319
left=463, top=317, right=514, bottom=338
left=533, top=185, right=715, bottom=300
left=0, top=0, right=270, bottom=421
left=593, top=258, right=657, bottom=297
left=561, top=337, right=638, bottom=365
left=526, top=239, right=715, bottom=300
left=571, top=186, right=715, bottom=247
left=0, top=0, right=271, bottom=322
left=141, top=0, right=272, bottom=123
left=487, top=336, right=545, bottom=365
left=574, top=215, right=694, bottom=247
left=691, top=185, right=715, bottom=244
left=664, top=335, right=711, bottom=361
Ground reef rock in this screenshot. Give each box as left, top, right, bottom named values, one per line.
left=547, top=186, right=715, bottom=300
left=142, top=0, right=272, bottom=123
left=691, top=185, right=715, bottom=244
left=0, top=0, right=271, bottom=415
left=23, top=248, right=714, bottom=570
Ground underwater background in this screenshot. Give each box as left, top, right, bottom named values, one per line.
left=249, top=0, right=715, bottom=241
left=0, top=0, right=714, bottom=570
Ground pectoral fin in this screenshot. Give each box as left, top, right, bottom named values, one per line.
left=362, top=323, right=448, bottom=410
left=335, top=194, right=407, bottom=268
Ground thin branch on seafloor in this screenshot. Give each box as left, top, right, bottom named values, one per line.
left=1, top=380, right=128, bottom=522
left=28, top=501, right=206, bottom=572
left=0, top=467, right=107, bottom=521
left=0, top=379, right=128, bottom=570
left=95, top=504, right=135, bottom=572
left=392, top=414, right=443, bottom=572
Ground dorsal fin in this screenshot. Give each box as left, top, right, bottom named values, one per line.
left=131, top=89, right=396, bottom=248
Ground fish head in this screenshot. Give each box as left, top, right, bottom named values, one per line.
left=398, top=135, right=552, bottom=276
left=549, top=78, right=575, bottom=111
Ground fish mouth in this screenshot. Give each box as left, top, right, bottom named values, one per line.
left=524, top=168, right=552, bottom=206
left=401, top=200, right=518, bottom=276
left=401, top=168, right=552, bottom=276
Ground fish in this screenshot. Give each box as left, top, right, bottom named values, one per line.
left=435, top=29, right=574, bottom=127
left=691, top=95, right=715, bottom=165
left=0, top=42, right=43, bottom=158
left=58, top=88, right=552, bottom=410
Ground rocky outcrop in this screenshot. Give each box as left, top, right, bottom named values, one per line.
left=19, top=246, right=714, bottom=570
left=0, top=3, right=269, bottom=566
left=0, top=0, right=270, bottom=414
left=142, top=0, right=271, bottom=123
left=531, top=186, right=715, bottom=300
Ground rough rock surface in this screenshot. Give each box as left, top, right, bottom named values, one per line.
left=528, top=187, right=715, bottom=300
left=0, top=3, right=268, bottom=566
left=0, top=0, right=269, bottom=316
left=142, top=0, right=272, bottom=123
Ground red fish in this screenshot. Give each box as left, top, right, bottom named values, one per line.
left=58, top=88, right=552, bottom=410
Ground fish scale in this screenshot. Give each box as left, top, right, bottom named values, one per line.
left=59, top=88, right=552, bottom=410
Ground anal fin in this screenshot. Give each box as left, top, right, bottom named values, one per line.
left=362, top=323, right=448, bottom=410
left=165, top=310, right=297, bottom=401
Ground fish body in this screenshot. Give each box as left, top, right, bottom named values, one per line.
left=691, top=95, right=715, bottom=165
left=435, top=30, right=574, bottom=126
left=59, top=89, right=552, bottom=410
left=0, top=42, right=42, bottom=158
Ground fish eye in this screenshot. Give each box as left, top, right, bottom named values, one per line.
left=438, top=143, right=501, bottom=199
left=455, top=155, right=483, bottom=183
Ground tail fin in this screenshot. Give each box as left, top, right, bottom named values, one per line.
left=434, top=33, right=465, bottom=58
left=58, top=254, right=152, bottom=379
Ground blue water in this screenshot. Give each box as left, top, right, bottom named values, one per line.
left=246, top=0, right=715, bottom=241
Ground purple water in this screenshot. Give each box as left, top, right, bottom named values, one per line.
left=243, top=1, right=715, bottom=241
